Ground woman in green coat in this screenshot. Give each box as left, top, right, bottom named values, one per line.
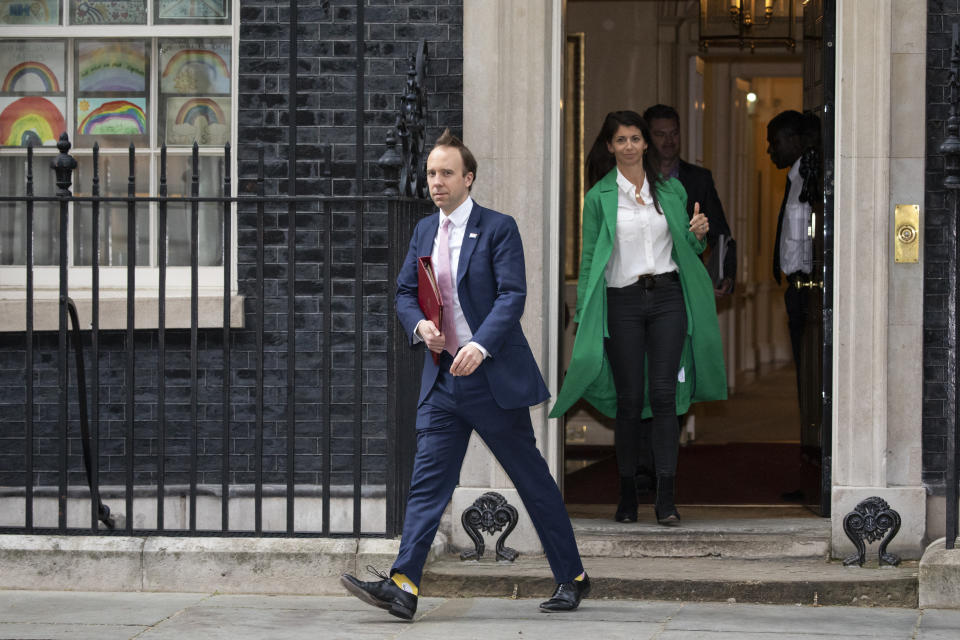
left=550, top=111, right=727, bottom=524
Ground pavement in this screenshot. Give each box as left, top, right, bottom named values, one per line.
left=1, top=589, right=959, bottom=640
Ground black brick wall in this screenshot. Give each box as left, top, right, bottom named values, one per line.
left=238, top=0, right=462, bottom=198
left=923, top=0, right=958, bottom=493
left=0, top=0, right=461, bottom=496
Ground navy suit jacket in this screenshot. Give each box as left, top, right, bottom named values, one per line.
left=395, top=202, right=550, bottom=410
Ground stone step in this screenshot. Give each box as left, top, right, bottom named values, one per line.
left=422, top=555, right=919, bottom=608
left=570, top=515, right=831, bottom=559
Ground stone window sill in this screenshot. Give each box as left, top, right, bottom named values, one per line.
left=0, top=296, right=245, bottom=332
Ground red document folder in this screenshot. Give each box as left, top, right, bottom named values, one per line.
left=417, top=256, right=444, bottom=364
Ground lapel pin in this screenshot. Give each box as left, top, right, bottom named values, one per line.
left=469, top=232, right=478, bottom=238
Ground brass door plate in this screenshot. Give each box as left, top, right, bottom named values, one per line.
left=894, top=204, right=920, bottom=263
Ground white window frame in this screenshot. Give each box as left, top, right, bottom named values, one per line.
left=0, top=0, right=242, bottom=330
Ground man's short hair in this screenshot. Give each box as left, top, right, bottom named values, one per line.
left=767, top=110, right=805, bottom=138
left=642, top=104, right=681, bottom=126
left=434, top=128, right=478, bottom=182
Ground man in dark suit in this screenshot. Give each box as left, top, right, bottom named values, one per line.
left=643, top=104, right=737, bottom=295
left=340, top=130, right=589, bottom=620
left=768, top=109, right=812, bottom=401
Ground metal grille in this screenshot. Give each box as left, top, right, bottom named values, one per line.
left=0, top=136, right=429, bottom=537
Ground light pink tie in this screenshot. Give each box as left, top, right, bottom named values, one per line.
left=436, top=217, right=459, bottom=356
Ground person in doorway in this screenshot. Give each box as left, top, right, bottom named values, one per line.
left=768, top=109, right=812, bottom=402
left=550, top=111, right=727, bottom=525
left=643, top=104, right=737, bottom=296
left=340, top=130, right=590, bottom=620
left=631, top=103, right=739, bottom=498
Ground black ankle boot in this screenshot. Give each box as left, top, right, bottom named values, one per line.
left=655, top=475, right=680, bottom=525
left=614, top=476, right=638, bottom=522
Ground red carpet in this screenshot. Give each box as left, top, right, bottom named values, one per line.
left=564, top=443, right=810, bottom=505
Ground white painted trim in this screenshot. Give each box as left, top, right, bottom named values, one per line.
left=1, top=2, right=241, bottom=301
left=0, top=26, right=233, bottom=38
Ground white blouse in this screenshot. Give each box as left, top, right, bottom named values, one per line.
left=605, top=168, right=678, bottom=289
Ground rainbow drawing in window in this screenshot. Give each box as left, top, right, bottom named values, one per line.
left=1, top=61, right=61, bottom=93
left=78, top=98, right=147, bottom=136
left=0, top=96, right=66, bottom=146
left=165, top=96, right=228, bottom=145
left=160, top=45, right=229, bottom=94
left=78, top=42, right=147, bottom=93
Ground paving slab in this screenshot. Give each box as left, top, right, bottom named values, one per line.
left=0, top=590, right=208, bottom=625
left=6, top=592, right=960, bottom=639
left=0, top=622, right=148, bottom=640
left=916, top=608, right=960, bottom=639
left=664, top=601, right=920, bottom=637
left=136, top=597, right=447, bottom=640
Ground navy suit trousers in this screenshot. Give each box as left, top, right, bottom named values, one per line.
left=391, top=353, right=583, bottom=586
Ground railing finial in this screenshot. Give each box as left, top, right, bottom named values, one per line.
left=51, top=133, right=77, bottom=197
left=380, top=39, right=428, bottom=199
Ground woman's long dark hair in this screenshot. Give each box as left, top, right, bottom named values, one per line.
left=585, top=110, right=664, bottom=214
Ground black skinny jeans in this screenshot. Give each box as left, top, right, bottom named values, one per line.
left=605, top=276, right=687, bottom=479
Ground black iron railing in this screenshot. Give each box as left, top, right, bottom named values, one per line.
left=0, top=135, right=429, bottom=538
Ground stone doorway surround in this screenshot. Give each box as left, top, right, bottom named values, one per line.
left=830, top=0, right=926, bottom=561
left=451, top=0, right=564, bottom=555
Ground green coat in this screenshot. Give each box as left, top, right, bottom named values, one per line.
left=549, top=169, right=728, bottom=419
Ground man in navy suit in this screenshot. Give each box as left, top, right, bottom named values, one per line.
left=340, top=130, right=589, bottom=620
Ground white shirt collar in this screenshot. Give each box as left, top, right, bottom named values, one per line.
left=788, top=156, right=803, bottom=181
left=615, top=168, right=651, bottom=201
left=440, top=196, right=474, bottom=228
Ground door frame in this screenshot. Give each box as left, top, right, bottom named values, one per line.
left=817, top=0, right=835, bottom=519
left=551, top=0, right=836, bottom=515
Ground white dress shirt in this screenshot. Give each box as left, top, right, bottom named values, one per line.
left=779, top=158, right=813, bottom=276
left=605, top=169, right=678, bottom=289
left=415, top=196, right=489, bottom=357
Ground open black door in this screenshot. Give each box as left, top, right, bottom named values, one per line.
left=797, top=0, right=834, bottom=517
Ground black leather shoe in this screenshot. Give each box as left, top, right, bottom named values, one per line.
left=539, top=574, right=591, bottom=612
left=340, top=566, right=417, bottom=621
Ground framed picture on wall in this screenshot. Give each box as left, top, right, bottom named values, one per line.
left=564, top=33, right=585, bottom=281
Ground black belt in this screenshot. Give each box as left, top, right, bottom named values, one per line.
left=625, top=271, right=679, bottom=290
left=787, top=271, right=810, bottom=288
